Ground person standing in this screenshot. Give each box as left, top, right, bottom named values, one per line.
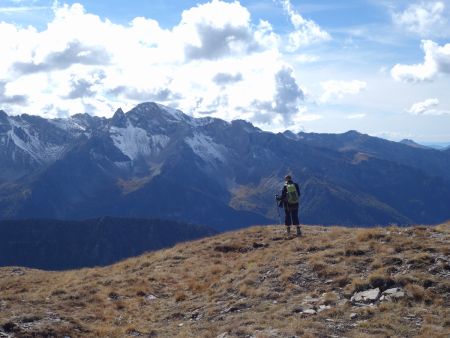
left=277, top=175, right=301, bottom=237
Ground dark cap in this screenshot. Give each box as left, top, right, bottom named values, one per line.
left=285, top=175, right=292, bottom=181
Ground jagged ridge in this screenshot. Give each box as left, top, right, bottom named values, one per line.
left=1, top=102, right=450, bottom=228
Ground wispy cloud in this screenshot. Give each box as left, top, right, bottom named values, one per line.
left=392, top=1, right=449, bottom=37
left=320, top=80, right=367, bottom=103
left=346, top=113, right=366, bottom=119
left=0, top=6, right=48, bottom=13
left=407, top=98, right=450, bottom=115
left=276, top=0, right=331, bottom=51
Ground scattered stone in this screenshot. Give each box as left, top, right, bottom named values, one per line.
left=380, top=288, right=405, bottom=301
left=108, top=292, right=120, bottom=301
left=189, top=309, right=203, bottom=321
left=252, top=242, right=268, bottom=249
left=222, top=303, right=248, bottom=313
left=126, top=329, right=143, bottom=336
left=216, top=333, right=229, bottom=338
left=351, top=288, right=380, bottom=304
left=350, top=313, right=358, bottom=320
left=302, top=309, right=316, bottom=315
left=145, top=294, right=157, bottom=302
left=317, top=305, right=331, bottom=313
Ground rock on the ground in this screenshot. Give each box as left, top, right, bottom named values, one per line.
left=351, top=288, right=380, bottom=304
left=380, top=287, right=405, bottom=301
left=216, top=333, right=229, bottom=338
left=317, top=305, right=331, bottom=313
left=145, top=294, right=157, bottom=302
left=302, top=309, right=317, bottom=315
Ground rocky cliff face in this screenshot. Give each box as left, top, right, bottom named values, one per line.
left=1, top=102, right=450, bottom=229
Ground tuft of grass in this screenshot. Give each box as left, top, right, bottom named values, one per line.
left=405, top=284, right=425, bottom=302
left=175, top=291, right=187, bottom=302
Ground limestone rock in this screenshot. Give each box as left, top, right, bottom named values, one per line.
left=302, top=309, right=316, bottom=315
left=317, top=305, right=331, bottom=313
left=380, top=287, right=405, bottom=301
left=351, top=288, right=380, bottom=304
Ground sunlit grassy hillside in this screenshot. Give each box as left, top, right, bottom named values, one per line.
left=1, top=223, right=449, bottom=337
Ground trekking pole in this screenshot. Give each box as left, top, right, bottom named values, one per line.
left=275, top=195, right=282, bottom=225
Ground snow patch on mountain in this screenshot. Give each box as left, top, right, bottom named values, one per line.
left=155, top=103, right=188, bottom=122
left=191, top=116, right=231, bottom=128
left=7, top=118, right=66, bottom=163
left=110, top=122, right=170, bottom=161
left=185, top=132, right=227, bottom=163
left=49, top=118, right=87, bottom=133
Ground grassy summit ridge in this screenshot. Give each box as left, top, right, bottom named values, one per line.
left=0, top=223, right=449, bottom=337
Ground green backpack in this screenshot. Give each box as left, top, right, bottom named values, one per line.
left=286, top=183, right=299, bottom=204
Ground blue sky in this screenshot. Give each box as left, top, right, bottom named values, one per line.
left=1, top=0, right=449, bottom=143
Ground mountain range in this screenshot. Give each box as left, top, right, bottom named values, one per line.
left=1, top=102, right=450, bottom=230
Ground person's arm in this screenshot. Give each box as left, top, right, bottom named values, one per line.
left=281, top=185, right=287, bottom=200
left=276, top=186, right=287, bottom=201
left=295, top=183, right=300, bottom=196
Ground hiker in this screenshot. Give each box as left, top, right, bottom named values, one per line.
left=276, top=175, right=301, bottom=237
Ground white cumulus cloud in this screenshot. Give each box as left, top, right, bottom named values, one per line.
left=320, top=80, right=367, bottom=103
left=0, top=1, right=309, bottom=131
left=391, top=40, right=450, bottom=82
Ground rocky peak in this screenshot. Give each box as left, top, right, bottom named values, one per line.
left=281, top=130, right=300, bottom=140
left=0, top=110, right=9, bottom=124
left=0, top=110, right=11, bottom=133
left=231, top=119, right=259, bottom=133
left=110, top=108, right=127, bottom=128
left=343, top=130, right=363, bottom=139
left=400, top=139, right=429, bottom=149
left=127, top=102, right=189, bottom=124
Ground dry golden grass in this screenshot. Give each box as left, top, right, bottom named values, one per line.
left=0, top=222, right=449, bottom=337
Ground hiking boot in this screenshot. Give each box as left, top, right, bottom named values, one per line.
left=296, top=227, right=302, bottom=237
